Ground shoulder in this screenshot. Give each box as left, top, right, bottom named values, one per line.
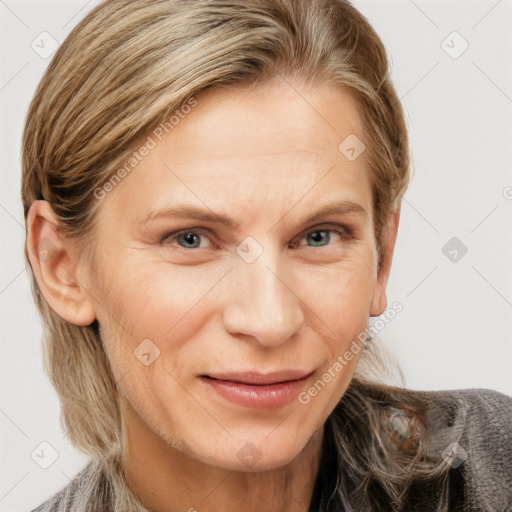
left=429, top=385, right=512, bottom=414
left=331, top=381, right=512, bottom=510
left=30, top=456, right=148, bottom=512
left=421, top=386, right=512, bottom=429
left=421, top=386, right=512, bottom=446
left=415, top=387, right=512, bottom=509
left=30, top=459, right=110, bottom=512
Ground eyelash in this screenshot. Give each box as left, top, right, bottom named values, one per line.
left=160, top=224, right=354, bottom=251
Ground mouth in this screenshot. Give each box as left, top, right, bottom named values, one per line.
left=201, top=369, right=313, bottom=385
left=198, top=370, right=314, bottom=408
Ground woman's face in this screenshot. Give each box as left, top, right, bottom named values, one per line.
left=84, top=78, right=393, bottom=471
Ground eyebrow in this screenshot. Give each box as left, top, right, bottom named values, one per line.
left=138, top=199, right=368, bottom=232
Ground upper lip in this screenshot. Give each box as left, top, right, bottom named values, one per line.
left=202, top=370, right=314, bottom=385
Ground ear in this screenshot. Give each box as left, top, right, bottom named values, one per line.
left=26, top=200, right=96, bottom=326
left=370, top=206, right=401, bottom=317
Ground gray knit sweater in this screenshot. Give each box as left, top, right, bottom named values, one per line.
left=31, top=387, right=512, bottom=511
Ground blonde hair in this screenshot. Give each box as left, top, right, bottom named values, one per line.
left=23, top=1, right=456, bottom=510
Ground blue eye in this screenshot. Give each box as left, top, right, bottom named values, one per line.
left=306, top=230, right=335, bottom=247
left=161, top=225, right=352, bottom=251
left=295, top=227, right=350, bottom=249
left=175, top=231, right=205, bottom=249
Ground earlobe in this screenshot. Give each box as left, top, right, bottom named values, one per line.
left=370, top=287, right=388, bottom=318
left=369, top=207, right=401, bottom=317
left=26, top=201, right=96, bottom=326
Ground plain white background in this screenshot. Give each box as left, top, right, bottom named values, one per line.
left=1, top=0, right=511, bottom=510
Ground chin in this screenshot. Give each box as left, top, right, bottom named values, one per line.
left=189, top=427, right=317, bottom=473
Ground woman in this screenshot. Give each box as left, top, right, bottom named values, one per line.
left=23, top=0, right=511, bottom=511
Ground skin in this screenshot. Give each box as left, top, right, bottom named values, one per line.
left=27, top=76, right=400, bottom=512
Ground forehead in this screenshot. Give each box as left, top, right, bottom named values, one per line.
left=100, top=78, right=373, bottom=226
left=167, top=78, right=365, bottom=161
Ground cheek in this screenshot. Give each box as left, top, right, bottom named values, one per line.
left=96, top=253, right=211, bottom=335
left=98, top=246, right=376, bottom=340
left=297, top=270, right=374, bottom=431
left=304, top=256, right=376, bottom=328
left=301, top=257, right=375, bottom=403
left=94, top=257, right=223, bottom=383
left=95, top=244, right=376, bottom=385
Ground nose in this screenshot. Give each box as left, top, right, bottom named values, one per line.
left=222, top=251, right=305, bottom=348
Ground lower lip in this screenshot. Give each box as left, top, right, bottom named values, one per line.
left=199, top=376, right=310, bottom=409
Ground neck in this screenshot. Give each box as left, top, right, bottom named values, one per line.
left=120, top=400, right=324, bottom=512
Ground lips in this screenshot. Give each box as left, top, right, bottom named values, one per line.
left=199, top=369, right=314, bottom=408
left=202, top=369, right=313, bottom=385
